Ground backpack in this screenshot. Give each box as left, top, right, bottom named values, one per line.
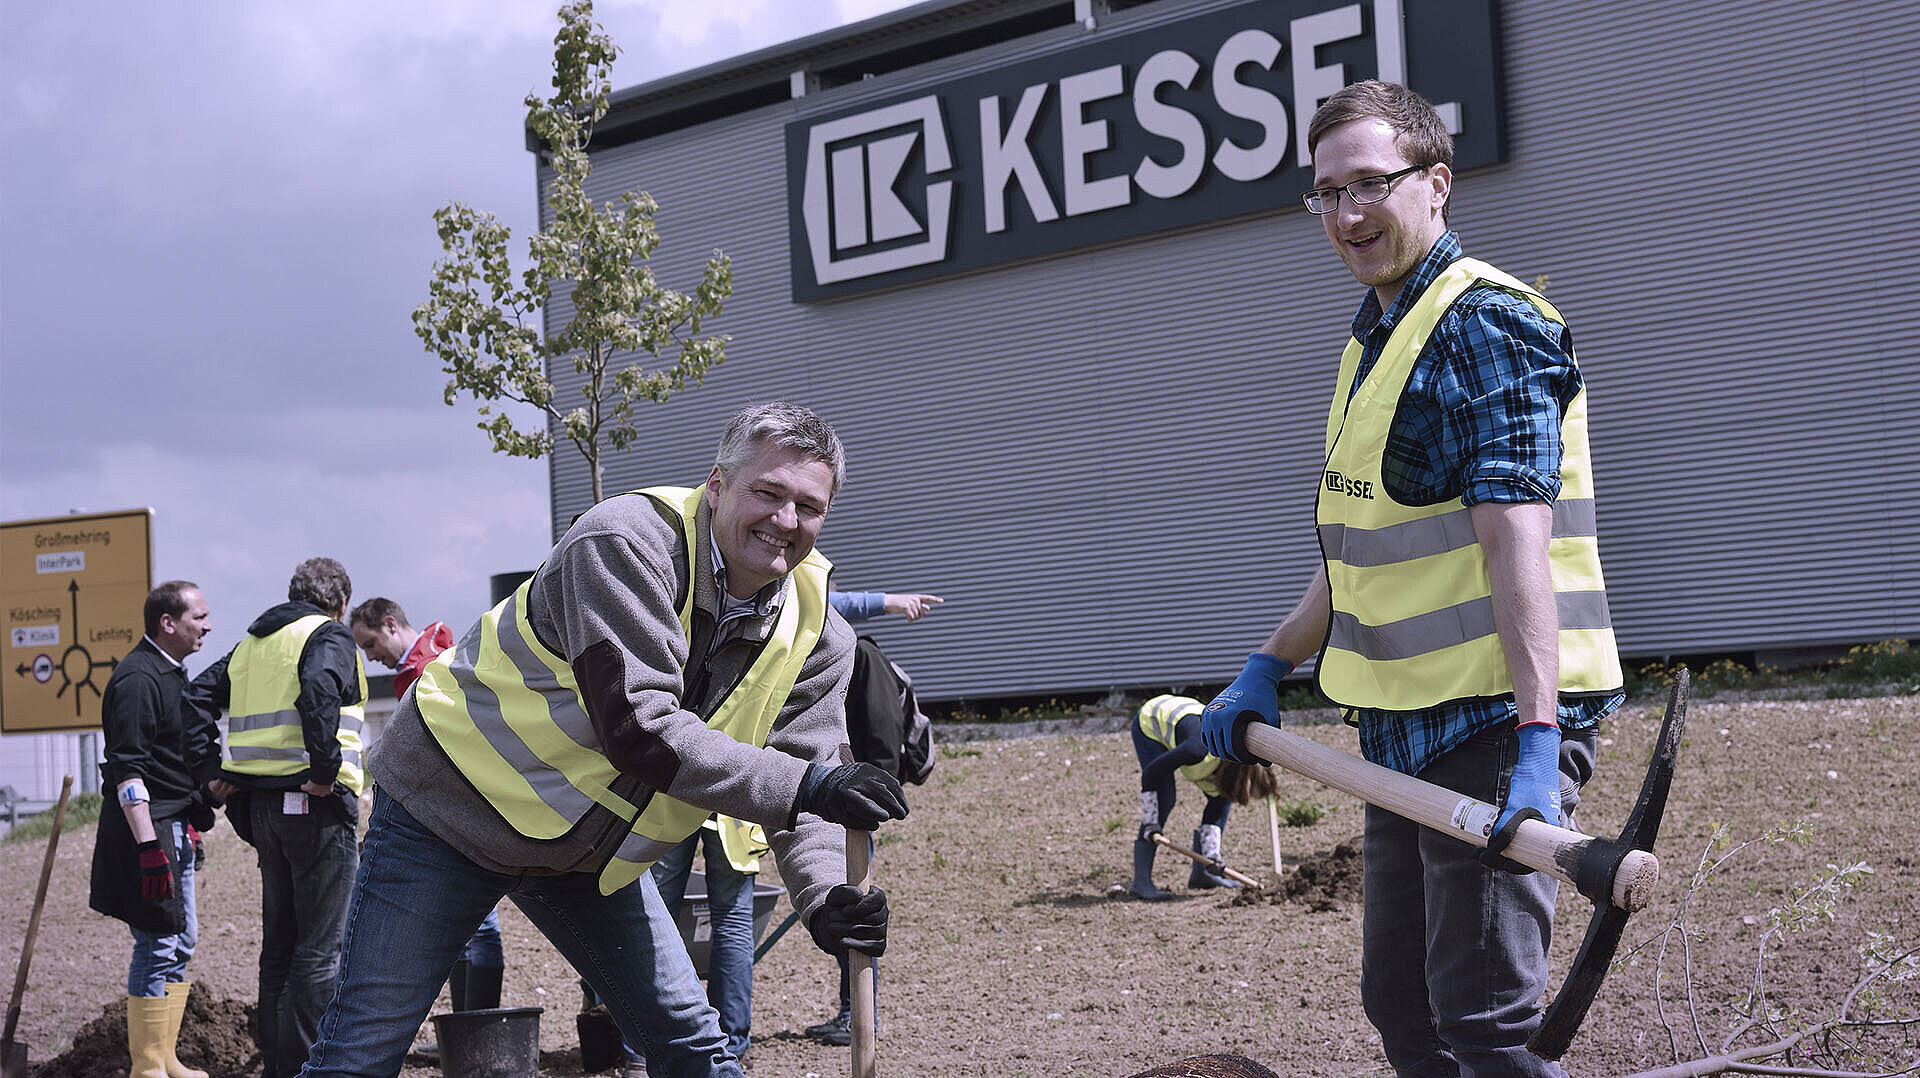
left=894, top=654, right=935, bottom=786
left=846, top=635, right=935, bottom=785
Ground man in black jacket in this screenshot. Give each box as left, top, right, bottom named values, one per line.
left=188, top=557, right=365, bottom=1078
left=89, top=580, right=220, bottom=1078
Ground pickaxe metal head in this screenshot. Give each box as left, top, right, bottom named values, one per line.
left=1528, top=667, right=1689, bottom=1059
left=1236, top=669, right=1689, bottom=1062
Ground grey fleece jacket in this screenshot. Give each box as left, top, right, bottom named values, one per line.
left=370, top=490, right=856, bottom=923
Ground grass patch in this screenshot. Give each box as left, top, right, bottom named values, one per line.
left=1628, top=638, right=1919, bottom=700
left=1273, top=798, right=1327, bottom=827
left=3, top=791, right=102, bottom=844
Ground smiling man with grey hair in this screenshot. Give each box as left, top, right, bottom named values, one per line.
left=297, top=401, right=906, bottom=1078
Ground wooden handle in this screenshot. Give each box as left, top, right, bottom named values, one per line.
left=1242, top=725, right=1656, bottom=911
left=1148, top=833, right=1264, bottom=890
left=1267, top=795, right=1284, bottom=876
left=846, top=829, right=876, bottom=1078
left=4, top=775, right=73, bottom=1045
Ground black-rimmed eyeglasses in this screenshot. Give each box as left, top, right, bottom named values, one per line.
left=1302, top=165, right=1427, bottom=215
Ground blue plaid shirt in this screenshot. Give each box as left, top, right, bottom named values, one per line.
left=1338, top=232, right=1623, bottom=776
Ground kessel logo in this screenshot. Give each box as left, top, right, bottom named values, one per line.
left=1325, top=470, right=1375, bottom=500
left=799, top=95, right=954, bottom=287
left=785, top=0, right=1503, bottom=301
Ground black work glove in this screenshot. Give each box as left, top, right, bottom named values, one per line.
left=800, top=763, right=908, bottom=829
left=807, top=883, right=889, bottom=957
left=136, top=839, right=174, bottom=901
left=185, top=787, right=220, bottom=833
left=187, top=824, right=206, bottom=869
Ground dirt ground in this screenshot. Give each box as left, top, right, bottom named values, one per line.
left=3, top=693, right=1915, bottom=1077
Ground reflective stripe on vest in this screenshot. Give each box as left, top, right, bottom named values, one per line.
left=1314, top=258, right=1623, bottom=712
left=415, top=485, right=829, bottom=895
left=226, top=614, right=368, bottom=794
left=1136, top=694, right=1221, bottom=798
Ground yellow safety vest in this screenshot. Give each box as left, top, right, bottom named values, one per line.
left=711, top=815, right=768, bottom=875
left=1315, top=258, right=1623, bottom=712
left=1136, top=694, right=1222, bottom=798
left=414, top=486, right=829, bottom=895
left=226, top=615, right=368, bottom=795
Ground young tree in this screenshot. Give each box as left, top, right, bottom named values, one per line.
left=414, top=0, right=733, bottom=504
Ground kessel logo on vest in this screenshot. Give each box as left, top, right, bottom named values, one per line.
left=786, top=0, right=1504, bottom=302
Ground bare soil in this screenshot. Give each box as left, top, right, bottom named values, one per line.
left=4, top=694, right=1915, bottom=1077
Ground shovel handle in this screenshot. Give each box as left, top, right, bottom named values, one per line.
left=1242, top=725, right=1657, bottom=911
left=846, top=829, right=876, bottom=1078
left=4, top=775, right=73, bottom=1047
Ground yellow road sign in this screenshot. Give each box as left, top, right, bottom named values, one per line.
left=1, top=509, right=153, bottom=735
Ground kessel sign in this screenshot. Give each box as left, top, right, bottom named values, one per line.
left=785, top=0, right=1503, bottom=301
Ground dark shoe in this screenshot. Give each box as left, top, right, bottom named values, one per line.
left=1187, top=863, right=1240, bottom=889
left=1130, top=838, right=1172, bottom=901
left=804, top=1007, right=852, bottom=1046
left=1187, top=828, right=1241, bottom=889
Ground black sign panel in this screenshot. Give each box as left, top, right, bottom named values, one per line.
left=785, top=0, right=1502, bottom=301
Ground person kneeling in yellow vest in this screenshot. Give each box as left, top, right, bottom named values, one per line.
left=292, top=402, right=907, bottom=1078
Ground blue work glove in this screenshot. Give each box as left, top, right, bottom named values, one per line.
left=1483, top=722, right=1563, bottom=874
left=1199, top=653, right=1294, bottom=762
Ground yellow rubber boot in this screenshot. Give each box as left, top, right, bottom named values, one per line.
left=126, top=995, right=172, bottom=1078
left=162, top=982, right=211, bottom=1078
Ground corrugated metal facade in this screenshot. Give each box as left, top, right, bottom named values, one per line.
left=541, top=0, right=1920, bottom=700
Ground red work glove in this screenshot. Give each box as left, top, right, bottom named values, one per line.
left=137, top=840, right=174, bottom=901
left=187, top=824, right=206, bottom=869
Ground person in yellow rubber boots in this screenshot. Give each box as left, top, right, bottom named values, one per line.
left=88, top=581, right=221, bottom=1078
left=1198, top=81, right=1623, bottom=1077
left=1128, top=694, right=1277, bottom=901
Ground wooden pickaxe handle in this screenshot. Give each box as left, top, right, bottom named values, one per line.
left=4, top=775, right=71, bottom=1049
left=1241, top=725, right=1657, bottom=912
left=846, top=830, right=877, bottom=1078
left=1148, top=833, right=1264, bottom=890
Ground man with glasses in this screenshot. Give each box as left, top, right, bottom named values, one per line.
left=1200, top=80, right=1623, bottom=1076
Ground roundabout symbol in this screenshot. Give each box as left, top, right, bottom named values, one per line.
left=10, top=578, right=121, bottom=717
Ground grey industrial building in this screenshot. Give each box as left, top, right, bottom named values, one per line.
left=539, top=0, right=1919, bottom=703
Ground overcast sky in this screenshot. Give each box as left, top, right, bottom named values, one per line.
left=1, top=0, right=917, bottom=678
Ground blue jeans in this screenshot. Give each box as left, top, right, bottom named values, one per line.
left=299, top=790, right=740, bottom=1078
left=461, top=908, right=503, bottom=967
left=252, top=791, right=358, bottom=1078
left=1359, top=724, right=1597, bottom=1078
left=127, top=817, right=197, bottom=996
left=652, top=827, right=757, bottom=1061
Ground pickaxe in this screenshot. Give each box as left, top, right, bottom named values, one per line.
left=1149, top=832, right=1264, bottom=890
left=1234, top=669, right=1688, bottom=1060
